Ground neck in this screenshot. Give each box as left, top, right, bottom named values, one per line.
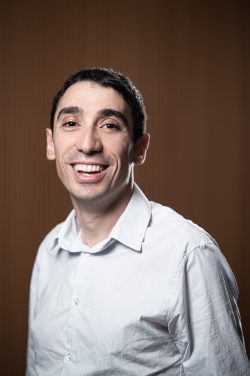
left=71, top=184, right=134, bottom=247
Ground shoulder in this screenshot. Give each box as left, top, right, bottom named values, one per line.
left=149, top=200, right=217, bottom=252
left=35, top=219, right=66, bottom=264
left=37, top=209, right=77, bottom=255
left=148, top=200, right=238, bottom=299
left=39, top=222, right=63, bottom=250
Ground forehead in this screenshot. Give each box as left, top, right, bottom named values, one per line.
left=56, top=81, right=130, bottom=116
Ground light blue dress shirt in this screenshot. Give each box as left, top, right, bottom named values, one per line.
left=26, top=185, right=249, bottom=375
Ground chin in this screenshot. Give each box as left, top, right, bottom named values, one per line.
left=70, top=187, right=110, bottom=203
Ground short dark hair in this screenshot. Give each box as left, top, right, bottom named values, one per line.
left=50, top=67, right=147, bottom=142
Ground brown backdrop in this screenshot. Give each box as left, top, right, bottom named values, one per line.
left=1, top=0, right=249, bottom=374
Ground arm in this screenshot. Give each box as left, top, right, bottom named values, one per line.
left=169, top=242, right=249, bottom=375
left=26, top=258, right=39, bottom=376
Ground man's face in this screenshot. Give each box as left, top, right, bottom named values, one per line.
left=46, top=81, right=149, bottom=209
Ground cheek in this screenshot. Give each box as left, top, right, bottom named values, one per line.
left=104, top=133, right=132, bottom=150
left=114, top=138, right=133, bottom=157
left=116, top=146, right=132, bottom=164
left=53, top=137, right=74, bottom=158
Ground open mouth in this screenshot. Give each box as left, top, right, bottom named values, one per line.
left=72, top=163, right=108, bottom=174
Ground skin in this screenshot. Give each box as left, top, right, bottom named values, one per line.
left=46, top=81, right=150, bottom=246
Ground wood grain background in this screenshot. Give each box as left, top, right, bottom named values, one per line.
left=1, top=0, right=249, bottom=373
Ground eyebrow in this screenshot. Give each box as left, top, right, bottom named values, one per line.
left=57, top=106, right=128, bottom=126
left=98, top=109, right=128, bottom=126
left=57, top=106, right=83, bottom=120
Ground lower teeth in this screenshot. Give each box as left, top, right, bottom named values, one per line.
left=78, top=171, right=97, bottom=174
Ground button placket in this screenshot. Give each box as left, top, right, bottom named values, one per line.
left=64, top=253, right=82, bottom=363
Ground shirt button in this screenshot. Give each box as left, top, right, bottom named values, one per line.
left=65, top=353, right=72, bottom=361
left=73, top=297, right=80, bottom=305
left=82, top=252, right=90, bottom=256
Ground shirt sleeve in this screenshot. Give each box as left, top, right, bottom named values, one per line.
left=26, top=256, right=40, bottom=376
left=168, top=242, right=250, bottom=375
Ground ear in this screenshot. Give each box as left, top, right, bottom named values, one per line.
left=46, top=128, right=56, bottom=160
left=132, top=133, right=150, bottom=165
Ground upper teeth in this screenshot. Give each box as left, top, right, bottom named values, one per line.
left=73, top=164, right=105, bottom=173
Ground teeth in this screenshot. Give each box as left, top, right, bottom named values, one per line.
left=73, top=164, right=105, bottom=173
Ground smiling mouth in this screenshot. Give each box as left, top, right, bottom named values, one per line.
left=72, top=163, right=108, bottom=174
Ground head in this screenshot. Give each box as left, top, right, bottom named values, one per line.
left=46, top=68, right=150, bottom=210
left=50, top=67, right=147, bottom=143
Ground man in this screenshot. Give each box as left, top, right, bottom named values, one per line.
left=26, top=68, right=249, bottom=375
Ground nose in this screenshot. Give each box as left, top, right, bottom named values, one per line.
left=76, top=127, right=103, bottom=154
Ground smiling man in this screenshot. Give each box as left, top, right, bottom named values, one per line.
left=46, top=79, right=147, bottom=247
left=26, top=68, right=249, bottom=375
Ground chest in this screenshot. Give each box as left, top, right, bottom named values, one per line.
left=31, top=246, right=183, bottom=375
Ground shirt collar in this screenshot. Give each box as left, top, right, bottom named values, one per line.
left=57, top=184, right=151, bottom=254
left=57, top=210, right=82, bottom=253
left=110, top=184, right=151, bottom=252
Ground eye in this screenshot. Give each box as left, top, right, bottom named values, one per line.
left=63, top=121, right=78, bottom=129
left=102, top=123, right=121, bottom=131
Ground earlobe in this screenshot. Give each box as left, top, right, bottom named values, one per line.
left=133, top=133, right=150, bottom=165
left=46, top=128, right=56, bottom=160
